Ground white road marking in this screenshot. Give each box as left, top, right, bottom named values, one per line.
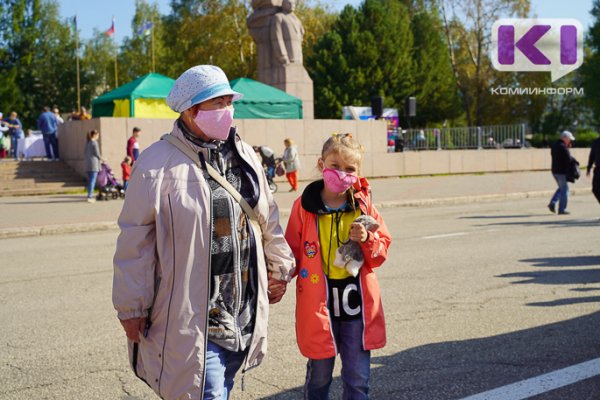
left=459, top=358, right=600, bottom=400
left=422, top=232, right=467, bottom=240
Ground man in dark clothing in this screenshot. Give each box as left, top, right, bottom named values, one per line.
left=586, top=136, right=600, bottom=205
left=37, top=106, right=59, bottom=160
left=548, top=131, right=575, bottom=215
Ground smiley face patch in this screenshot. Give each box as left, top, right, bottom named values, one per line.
left=304, top=241, right=318, bottom=258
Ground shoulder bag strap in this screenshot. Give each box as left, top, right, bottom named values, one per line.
left=161, top=134, right=261, bottom=228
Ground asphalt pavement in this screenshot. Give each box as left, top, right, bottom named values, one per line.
left=0, top=170, right=593, bottom=239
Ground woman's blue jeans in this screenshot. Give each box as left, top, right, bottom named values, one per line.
left=304, top=319, right=371, bottom=400
left=550, top=173, right=569, bottom=213
left=87, top=171, right=98, bottom=198
left=203, top=341, right=247, bottom=400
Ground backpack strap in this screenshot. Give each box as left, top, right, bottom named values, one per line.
left=161, top=134, right=262, bottom=233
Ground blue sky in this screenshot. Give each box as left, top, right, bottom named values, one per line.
left=58, top=0, right=594, bottom=45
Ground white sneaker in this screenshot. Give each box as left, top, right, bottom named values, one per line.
left=87, top=197, right=96, bottom=203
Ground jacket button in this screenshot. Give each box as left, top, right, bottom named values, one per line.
left=158, top=354, right=161, bottom=358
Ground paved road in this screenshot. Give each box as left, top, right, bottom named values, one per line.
left=1, top=195, right=599, bottom=399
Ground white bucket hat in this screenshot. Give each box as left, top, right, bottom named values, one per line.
left=560, top=130, right=575, bottom=141
left=166, top=65, right=243, bottom=113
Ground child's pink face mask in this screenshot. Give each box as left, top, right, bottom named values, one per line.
left=322, top=168, right=358, bottom=194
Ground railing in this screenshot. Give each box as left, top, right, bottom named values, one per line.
left=390, top=124, right=529, bottom=152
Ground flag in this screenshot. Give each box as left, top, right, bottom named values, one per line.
left=105, top=17, right=115, bottom=37
left=71, top=15, right=77, bottom=32
left=137, top=21, right=153, bottom=37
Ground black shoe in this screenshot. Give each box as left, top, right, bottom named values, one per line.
left=558, top=211, right=570, bottom=215
left=548, top=203, right=555, bottom=213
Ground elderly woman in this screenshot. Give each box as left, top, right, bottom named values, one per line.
left=113, top=65, right=295, bottom=400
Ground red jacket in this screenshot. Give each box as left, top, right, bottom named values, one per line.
left=121, top=162, right=131, bottom=181
left=285, top=177, right=391, bottom=359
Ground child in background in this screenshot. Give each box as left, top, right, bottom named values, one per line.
left=285, top=133, right=391, bottom=400
left=121, top=156, right=132, bottom=191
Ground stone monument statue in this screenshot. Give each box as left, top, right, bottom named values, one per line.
left=248, top=0, right=314, bottom=118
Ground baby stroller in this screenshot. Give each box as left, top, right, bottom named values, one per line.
left=264, top=159, right=279, bottom=193
left=96, top=162, right=125, bottom=200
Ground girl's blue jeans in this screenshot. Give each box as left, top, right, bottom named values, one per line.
left=304, top=319, right=370, bottom=400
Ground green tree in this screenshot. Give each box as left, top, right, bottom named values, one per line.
left=410, top=10, right=461, bottom=126
left=439, top=0, right=530, bottom=126
left=307, top=0, right=414, bottom=119
left=0, top=0, right=77, bottom=127
left=80, top=30, right=119, bottom=105
left=118, top=0, right=165, bottom=83
left=162, top=0, right=255, bottom=80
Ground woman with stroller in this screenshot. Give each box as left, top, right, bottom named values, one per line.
left=84, top=129, right=104, bottom=203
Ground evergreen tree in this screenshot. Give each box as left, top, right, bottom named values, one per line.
left=307, top=0, right=414, bottom=119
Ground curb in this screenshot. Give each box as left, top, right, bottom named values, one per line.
left=0, top=188, right=591, bottom=240
left=0, top=221, right=118, bottom=239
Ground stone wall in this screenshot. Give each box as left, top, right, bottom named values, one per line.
left=58, top=117, right=587, bottom=180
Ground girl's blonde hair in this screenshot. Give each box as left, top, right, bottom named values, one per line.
left=87, top=129, right=99, bottom=141
left=284, top=138, right=294, bottom=147
left=321, top=133, right=364, bottom=169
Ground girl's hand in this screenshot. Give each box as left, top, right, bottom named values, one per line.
left=349, top=223, right=368, bottom=243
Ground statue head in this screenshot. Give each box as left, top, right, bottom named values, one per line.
left=252, top=0, right=283, bottom=9
left=282, top=0, right=296, bottom=12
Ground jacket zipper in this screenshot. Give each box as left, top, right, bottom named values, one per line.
left=157, top=194, right=178, bottom=397
left=198, top=171, right=214, bottom=397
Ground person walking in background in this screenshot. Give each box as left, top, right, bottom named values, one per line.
left=283, top=138, right=300, bottom=191
left=113, top=65, right=295, bottom=400
left=37, top=106, right=59, bottom=161
left=548, top=131, right=576, bottom=215
left=0, top=113, right=9, bottom=158
left=4, top=112, right=23, bottom=159
left=126, top=126, right=141, bottom=162
left=285, top=133, right=391, bottom=400
left=120, top=155, right=132, bottom=191
left=586, top=134, right=600, bottom=208
left=253, top=144, right=276, bottom=177
left=84, top=129, right=104, bottom=203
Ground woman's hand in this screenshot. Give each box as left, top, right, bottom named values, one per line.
left=119, top=317, right=147, bottom=343
left=267, top=272, right=287, bottom=304
left=349, top=223, right=368, bottom=243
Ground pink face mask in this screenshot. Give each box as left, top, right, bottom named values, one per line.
left=193, top=107, right=234, bottom=141
left=323, top=168, right=358, bottom=194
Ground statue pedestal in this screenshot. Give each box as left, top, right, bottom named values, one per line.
left=259, top=64, right=314, bottom=119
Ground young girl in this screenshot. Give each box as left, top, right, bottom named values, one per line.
left=285, top=133, right=391, bottom=399
left=121, top=155, right=132, bottom=191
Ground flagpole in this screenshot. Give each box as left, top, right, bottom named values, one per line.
left=112, top=17, right=118, bottom=88
left=151, top=18, right=155, bottom=72
left=75, top=17, right=81, bottom=113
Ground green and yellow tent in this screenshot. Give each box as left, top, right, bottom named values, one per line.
left=91, top=73, right=178, bottom=119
